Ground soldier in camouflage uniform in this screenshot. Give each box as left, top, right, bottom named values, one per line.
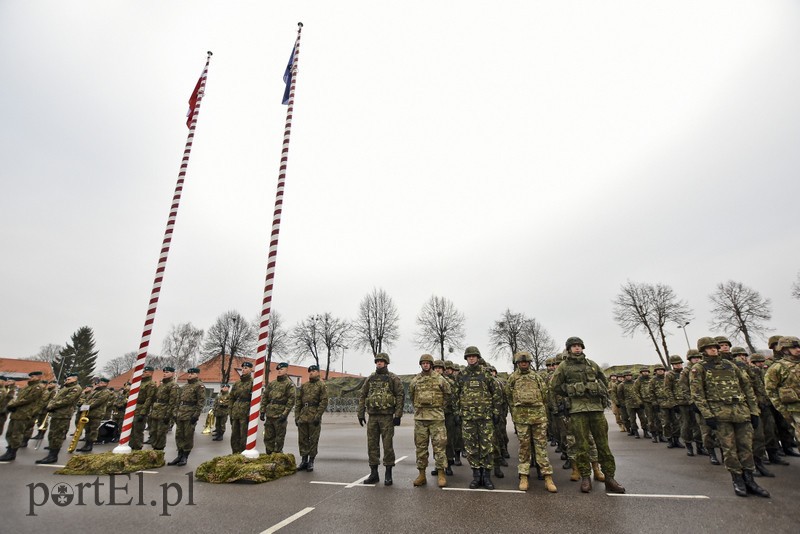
left=749, top=353, right=785, bottom=466
left=131, top=366, right=156, bottom=450
left=619, top=370, right=647, bottom=438
left=456, top=346, right=501, bottom=490
left=357, top=354, right=403, bottom=485
left=766, top=336, right=800, bottom=458
left=690, top=337, right=769, bottom=497
left=35, top=373, right=81, bottom=464
left=652, top=364, right=680, bottom=448
left=551, top=337, right=625, bottom=494
left=488, top=366, right=510, bottom=479
left=0, top=372, right=46, bottom=461
left=32, top=381, right=58, bottom=441
left=76, top=378, right=114, bottom=453
left=636, top=368, right=659, bottom=441
left=444, top=361, right=464, bottom=465
left=229, top=362, right=254, bottom=454
left=212, top=383, right=230, bottom=441
left=507, top=351, right=557, bottom=493
left=608, top=374, right=626, bottom=432
left=169, top=368, right=205, bottom=466
left=666, top=354, right=702, bottom=456
left=0, top=376, right=11, bottom=437
left=295, top=365, right=328, bottom=471
left=434, top=360, right=456, bottom=475
left=147, top=368, right=179, bottom=451
left=261, top=362, right=296, bottom=454
left=765, top=336, right=800, bottom=448
left=110, top=382, right=129, bottom=443
left=729, top=347, right=773, bottom=477
left=410, top=354, right=450, bottom=488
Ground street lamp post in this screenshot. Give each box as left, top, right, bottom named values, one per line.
left=677, top=321, right=691, bottom=350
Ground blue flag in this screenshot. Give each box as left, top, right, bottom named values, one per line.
left=282, top=47, right=295, bottom=105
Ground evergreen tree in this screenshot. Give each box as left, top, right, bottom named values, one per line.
left=53, top=326, right=99, bottom=386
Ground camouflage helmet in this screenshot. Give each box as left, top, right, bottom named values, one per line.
left=714, top=335, right=732, bottom=346
left=669, top=355, right=684, bottom=365
left=433, top=359, right=445, bottom=369
left=555, top=352, right=567, bottom=363
left=686, top=349, right=701, bottom=360
left=749, top=354, right=766, bottom=363
left=778, top=336, right=800, bottom=351
left=565, top=336, right=585, bottom=350
left=697, top=336, right=720, bottom=352
left=487, top=365, right=496, bottom=373
left=514, top=351, right=533, bottom=364
left=444, top=360, right=455, bottom=370
left=768, top=335, right=783, bottom=349
left=374, top=353, right=390, bottom=364
left=730, top=346, right=748, bottom=356
left=419, top=353, right=435, bottom=364
left=464, top=346, right=481, bottom=359
left=653, top=364, right=666, bottom=372
left=623, top=369, right=633, bottom=376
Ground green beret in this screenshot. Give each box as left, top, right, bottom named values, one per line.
left=187, top=368, right=200, bottom=374
left=163, top=366, right=176, bottom=373
left=144, top=366, right=154, bottom=372
left=276, top=362, right=289, bottom=369
left=28, top=371, right=43, bottom=377
left=241, top=362, right=253, bottom=368
left=308, top=365, right=319, bottom=372
left=221, top=383, right=230, bottom=388
left=99, top=377, right=110, bottom=383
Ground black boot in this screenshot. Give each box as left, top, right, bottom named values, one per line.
left=176, top=451, right=189, bottom=467
left=658, top=434, right=668, bottom=443
left=0, top=448, right=18, bottom=461
left=445, top=465, right=453, bottom=476
left=453, top=451, right=462, bottom=466
left=643, top=430, right=651, bottom=439
left=36, top=448, right=60, bottom=464
left=431, top=467, right=438, bottom=475
left=212, top=433, right=224, bottom=441
left=494, top=465, right=504, bottom=478
left=743, top=470, right=770, bottom=497
left=76, top=442, right=93, bottom=453
left=384, top=466, right=393, bottom=486
left=297, top=455, right=309, bottom=471
left=651, top=432, right=659, bottom=443
left=782, top=445, right=800, bottom=457
left=499, top=457, right=508, bottom=467
left=731, top=472, right=747, bottom=497
left=562, top=458, right=572, bottom=469
left=709, top=449, right=721, bottom=465
left=365, top=465, right=379, bottom=484
left=696, top=443, right=708, bottom=456
left=168, top=450, right=184, bottom=465
left=469, top=468, right=481, bottom=489
left=482, top=468, right=494, bottom=490
left=633, top=430, right=641, bottom=439
left=560, top=451, right=568, bottom=460
left=767, top=448, right=790, bottom=466
left=754, top=457, right=774, bottom=477
left=502, top=450, right=510, bottom=459
left=536, top=464, right=544, bottom=481
left=685, top=443, right=695, bottom=456
left=306, top=457, right=315, bottom=471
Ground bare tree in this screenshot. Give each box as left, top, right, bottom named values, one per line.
left=292, top=315, right=324, bottom=369
left=613, top=281, right=668, bottom=366
left=489, top=309, right=529, bottom=364
left=648, top=283, right=693, bottom=366
left=202, top=311, right=256, bottom=384
left=709, top=280, right=772, bottom=353
left=256, top=311, right=290, bottom=383
left=31, top=343, right=64, bottom=363
left=161, top=322, right=204, bottom=372
left=414, top=295, right=466, bottom=359
left=102, top=351, right=139, bottom=377
left=522, top=318, right=557, bottom=371
left=317, top=313, right=351, bottom=379
left=353, top=288, right=400, bottom=357
left=792, top=271, right=800, bottom=300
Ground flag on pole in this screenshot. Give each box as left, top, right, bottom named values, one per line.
left=186, top=72, right=204, bottom=127
left=282, top=47, right=296, bottom=105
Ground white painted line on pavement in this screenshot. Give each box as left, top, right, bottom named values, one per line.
left=344, top=455, right=408, bottom=488
left=311, top=481, right=375, bottom=487
left=607, top=494, right=710, bottom=499
left=442, top=487, right=524, bottom=494
left=260, top=506, right=315, bottom=534
left=36, top=464, right=67, bottom=468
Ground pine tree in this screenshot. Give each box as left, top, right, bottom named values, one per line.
left=53, top=326, right=99, bottom=386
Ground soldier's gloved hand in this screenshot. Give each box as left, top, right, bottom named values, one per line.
left=750, top=415, right=760, bottom=429
left=492, top=414, right=500, bottom=425
left=191, top=418, right=198, bottom=425
left=704, top=417, right=718, bottom=430
left=278, top=414, right=288, bottom=423
left=260, top=412, right=266, bottom=422
left=358, top=416, right=366, bottom=427
left=313, top=419, right=320, bottom=427
left=393, top=417, right=401, bottom=426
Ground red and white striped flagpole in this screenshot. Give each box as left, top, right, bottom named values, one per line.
left=114, top=51, right=213, bottom=454
left=243, top=24, right=303, bottom=458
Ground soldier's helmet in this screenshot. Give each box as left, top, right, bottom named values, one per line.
left=686, top=349, right=701, bottom=360
left=749, top=354, right=766, bottom=363
left=445, top=360, right=455, bottom=369
left=697, top=337, right=720, bottom=351
left=623, top=369, right=633, bottom=376
left=544, top=357, right=555, bottom=366
left=565, top=336, right=585, bottom=350
left=669, top=355, right=684, bottom=365
left=433, top=359, right=445, bottom=368
left=514, top=351, right=533, bottom=364
left=464, top=346, right=481, bottom=359
left=730, top=346, right=748, bottom=356
left=419, top=354, right=435, bottom=364
left=768, top=335, right=783, bottom=349
left=555, top=352, right=567, bottom=363
left=714, top=335, right=732, bottom=346
left=487, top=365, right=496, bottom=373
left=653, top=364, right=666, bottom=371
left=374, top=353, right=390, bottom=364
left=778, top=336, right=800, bottom=351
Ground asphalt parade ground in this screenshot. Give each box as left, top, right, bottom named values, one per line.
left=2, top=412, right=799, bottom=534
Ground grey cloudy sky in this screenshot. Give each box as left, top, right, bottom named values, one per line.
left=2, top=1, right=798, bottom=377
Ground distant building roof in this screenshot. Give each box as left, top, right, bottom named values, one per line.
left=0, top=358, right=55, bottom=381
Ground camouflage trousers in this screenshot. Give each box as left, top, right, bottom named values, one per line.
left=678, top=405, right=701, bottom=444
left=716, top=420, right=754, bottom=474
left=462, top=418, right=494, bottom=468
left=444, top=413, right=457, bottom=460
left=0, top=412, right=7, bottom=436
left=264, top=417, right=289, bottom=454
left=5, top=418, right=33, bottom=448
left=454, top=418, right=464, bottom=452
left=498, top=413, right=510, bottom=454
left=786, top=412, right=800, bottom=445
left=565, top=415, right=598, bottom=462
left=696, top=413, right=719, bottom=449
left=611, top=403, right=623, bottom=426
left=515, top=421, right=553, bottom=476
left=230, top=417, right=247, bottom=454
left=297, top=421, right=321, bottom=458
left=759, top=405, right=779, bottom=450
left=660, top=407, right=679, bottom=439
left=645, top=404, right=660, bottom=434
left=414, top=419, right=447, bottom=470
left=174, top=419, right=198, bottom=452
left=130, top=415, right=147, bottom=450
left=366, top=414, right=395, bottom=466
left=618, top=405, right=630, bottom=430
left=148, top=417, right=170, bottom=450
left=214, top=412, right=228, bottom=436
left=571, top=411, right=616, bottom=478
left=85, top=417, right=104, bottom=443
left=46, top=417, right=71, bottom=451
left=626, top=406, right=648, bottom=433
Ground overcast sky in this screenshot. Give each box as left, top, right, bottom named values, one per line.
left=1, top=1, right=798, bottom=377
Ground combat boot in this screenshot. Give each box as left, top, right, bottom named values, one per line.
left=445, top=463, right=453, bottom=476
left=666, top=437, right=678, bottom=448
left=297, top=455, right=309, bottom=471
left=536, top=465, right=544, bottom=480
left=742, top=470, right=770, bottom=497
left=306, top=457, right=315, bottom=471
left=0, top=448, right=18, bottom=461
left=384, top=466, right=393, bottom=486
left=580, top=476, right=592, bottom=493
left=437, top=470, right=447, bottom=488
left=618, top=424, right=627, bottom=432
left=212, top=433, right=224, bottom=441
left=643, top=430, right=651, bottom=439
left=604, top=477, right=626, bottom=494
left=754, top=457, right=774, bottom=477
left=469, top=468, right=481, bottom=489
left=453, top=450, right=462, bottom=466
left=430, top=467, right=438, bottom=475
left=633, top=430, right=640, bottom=439
left=176, top=451, right=188, bottom=467
left=36, top=447, right=60, bottom=465
left=767, top=448, right=789, bottom=465
left=544, top=474, right=558, bottom=493
left=685, top=442, right=695, bottom=456
left=708, top=449, right=721, bottom=466
left=651, top=432, right=659, bottom=443
left=76, top=442, right=93, bottom=453
left=499, top=456, right=508, bottom=467
left=364, top=465, right=379, bottom=484
left=502, top=449, right=510, bottom=459
left=518, top=474, right=529, bottom=491
left=494, top=465, right=504, bottom=478
left=782, top=445, right=800, bottom=457
left=482, top=468, right=494, bottom=490
left=413, top=468, right=427, bottom=487
left=562, top=458, right=572, bottom=469
left=592, top=462, right=605, bottom=482
left=696, top=443, right=708, bottom=456
left=168, top=449, right=184, bottom=466
left=731, top=472, right=747, bottom=497
left=560, top=451, right=568, bottom=460
left=658, top=434, right=668, bottom=443
left=570, top=464, right=581, bottom=482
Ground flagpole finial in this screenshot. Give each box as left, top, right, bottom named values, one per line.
left=207, top=51, right=213, bottom=57
left=297, top=22, right=303, bottom=28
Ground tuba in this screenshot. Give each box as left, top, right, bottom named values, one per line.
left=202, top=409, right=215, bottom=434
left=68, top=409, right=90, bottom=453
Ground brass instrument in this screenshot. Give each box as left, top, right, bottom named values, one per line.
left=68, top=409, right=90, bottom=453
left=38, top=414, right=51, bottom=431
left=33, top=415, right=51, bottom=450
left=202, top=409, right=215, bottom=434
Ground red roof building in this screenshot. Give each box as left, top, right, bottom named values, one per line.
left=0, top=358, right=55, bottom=382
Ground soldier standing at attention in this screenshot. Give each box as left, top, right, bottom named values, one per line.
left=36, top=373, right=81, bottom=464
left=110, top=382, right=129, bottom=442
left=229, top=362, right=254, bottom=454
left=131, top=366, right=156, bottom=450
left=433, top=360, right=456, bottom=476
left=409, top=354, right=450, bottom=488
left=147, top=367, right=179, bottom=452
left=551, top=337, right=625, bottom=494
left=652, top=365, right=680, bottom=447
left=765, top=337, right=800, bottom=447
left=76, top=378, right=113, bottom=453
left=666, top=354, right=701, bottom=456
left=357, top=353, right=403, bottom=485
left=457, top=346, right=501, bottom=490
left=212, top=384, right=230, bottom=441
left=0, top=371, right=45, bottom=461
left=690, top=337, right=769, bottom=498
left=32, top=381, right=58, bottom=441
left=295, top=365, right=328, bottom=471
left=506, top=351, right=557, bottom=493
left=169, top=368, right=205, bottom=466
left=750, top=354, right=786, bottom=466
left=261, top=362, right=297, bottom=454
left=445, top=361, right=464, bottom=465
left=636, top=368, right=659, bottom=441
left=621, top=371, right=646, bottom=438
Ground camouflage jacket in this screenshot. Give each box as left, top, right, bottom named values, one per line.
left=456, top=364, right=501, bottom=421
left=46, top=382, right=82, bottom=419
left=505, top=369, right=548, bottom=424
left=0, top=386, right=8, bottom=413
left=357, top=369, right=404, bottom=418
left=764, top=356, right=800, bottom=415
left=636, top=375, right=655, bottom=403
left=442, top=374, right=457, bottom=415
left=135, top=376, right=157, bottom=416
left=213, top=391, right=230, bottom=416
left=295, top=377, right=328, bottom=423
left=551, top=354, right=608, bottom=414
left=618, top=380, right=641, bottom=409
left=84, top=385, right=113, bottom=419
left=230, top=374, right=253, bottom=420
left=748, top=365, right=770, bottom=407
left=37, top=388, right=57, bottom=417
left=8, top=379, right=45, bottom=421
left=409, top=371, right=450, bottom=421
left=608, top=381, right=620, bottom=406
left=175, top=379, right=205, bottom=422
left=651, top=375, right=672, bottom=408
left=494, top=376, right=509, bottom=417
left=261, top=376, right=296, bottom=419
left=690, top=356, right=758, bottom=423
left=149, top=378, right=179, bottom=421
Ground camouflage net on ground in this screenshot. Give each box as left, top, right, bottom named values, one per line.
left=195, top=453, right=296, bottom=484
left=56, top=450, right=165, bottom=475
